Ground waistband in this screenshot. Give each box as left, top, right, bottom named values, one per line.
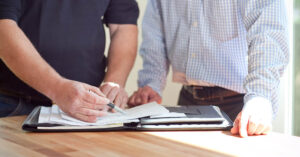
left=183, top=85, right=243, bottom=101
left=0, top=89, right=52, bottom=106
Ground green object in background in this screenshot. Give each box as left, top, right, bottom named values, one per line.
left=294, top=0, right=300, bottom=136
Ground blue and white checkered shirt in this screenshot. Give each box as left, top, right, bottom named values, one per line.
left=138, top=0, right=289, bottom=115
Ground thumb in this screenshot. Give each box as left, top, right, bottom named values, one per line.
left=239, top=111, right=249, bottom=138
left=231, top=112, right=241, bottom=135
left=231, top=124, right=239, bottom=135
left=231, top=121, right=239, bottom=135
left=141, top=91, right=151, bottom=104
left=149, top=93, right=162, bottom=104
left=149, top=96, right=162, bottom=104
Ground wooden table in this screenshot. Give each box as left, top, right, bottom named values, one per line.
left=1, top=116, right=300, bottom=157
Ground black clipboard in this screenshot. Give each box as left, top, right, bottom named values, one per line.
left=22, top=105, right=233, bottom=132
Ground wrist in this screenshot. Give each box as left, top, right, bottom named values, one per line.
left=45, top=76, right=68, bottom=101
left=243, top=95, right=273, bottom=114
left=244, top=94, right=271, bottom=107
left=102, top=79, right=126, bottom=88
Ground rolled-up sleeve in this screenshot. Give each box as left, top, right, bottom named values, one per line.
left=138, top=0, right=169, bottom=96
left=240, top=0, right=289, bottom=115
left=0, top=0, right=21, bottom=22
left=104, top=0, right=139, bottom=25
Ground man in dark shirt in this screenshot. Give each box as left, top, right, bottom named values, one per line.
left=0, top=0, right=139, bottom=122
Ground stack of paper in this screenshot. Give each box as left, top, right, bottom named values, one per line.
left=38, top=102, right=170, bottom=126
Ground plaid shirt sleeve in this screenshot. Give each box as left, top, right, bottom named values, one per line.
left=137, top=0, right=170, bottom=96
left=241, top=0, right=289, bottom=114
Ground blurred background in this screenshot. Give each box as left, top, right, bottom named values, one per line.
left=294, top=0, right=300, bottom=136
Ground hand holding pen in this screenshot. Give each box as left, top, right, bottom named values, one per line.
left=53, top=80, right=110, bottom=123
left=100, top=82, right=128, bottom=110
left=89, top=89, right=126, bottom=115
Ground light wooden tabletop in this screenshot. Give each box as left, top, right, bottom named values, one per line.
left=0, top=116, right=300, bottom=157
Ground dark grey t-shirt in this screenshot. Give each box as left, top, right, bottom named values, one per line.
left=0, top=0, right=139, bottom=103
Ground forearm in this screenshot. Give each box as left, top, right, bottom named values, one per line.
left=241, top=0, right=289, bottom=112
left=0, top=19, right=63, bottom=99
left=103, top=24, right=138, bottom=87
left=137, top=0, right=169, bottom=96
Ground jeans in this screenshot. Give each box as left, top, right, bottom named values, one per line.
left=0, top=93, right=45, bottom=117
left=177, top=86, right=244, bottom=121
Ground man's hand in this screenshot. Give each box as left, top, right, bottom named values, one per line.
left=52, top=79, right=110, bottom=123
left=231, top=97, right=273, bottom=137
left=100, top=82, right=128, bottom=109
left=128, top=86, right=162, bottom=107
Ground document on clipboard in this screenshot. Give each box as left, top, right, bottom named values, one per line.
left=22, top=103, right=233, bottom=132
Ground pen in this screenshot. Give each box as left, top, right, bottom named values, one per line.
left=107, top=102, right=126, bottom=115
left=88, top=89, right=126, bottom=115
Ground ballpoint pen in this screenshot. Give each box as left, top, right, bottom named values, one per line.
left=88, top=90, right=126, bottom=115
left=107, top=102, right=126, bottom=115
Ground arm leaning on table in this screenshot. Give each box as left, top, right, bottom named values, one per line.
left=128, top=0, right=169, bottom=106
left=231, top=0, right=289, bottom=137
left=0, top=19, right=110, bottom=122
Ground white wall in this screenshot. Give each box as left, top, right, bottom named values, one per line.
left=108, top=0, right=292, bottom=133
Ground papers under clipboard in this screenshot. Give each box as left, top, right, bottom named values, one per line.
left=138, top=105, right=232, bottom=130
left=22, top=103, right=233, bottom=132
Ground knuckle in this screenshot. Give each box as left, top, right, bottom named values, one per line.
left=137, top=90, right=142, bottom=95
left=258, top=123, right=264, bottom=129
left=129, top=99, right=135, bottom=105
left=108, top=96, right=114, bottom=102
left=103, top=106, right=109, bottom=112
left=114, top=89, right=120, bottom=94
left=123, top=96, right=128, bottom=102
left=92, top=104, right=98, bottom=110
left=118, top=95, right=123, bottom=101
left=80, top=116, right=88, bottom=122
left=123, top=91, right=128, bottom=96
left=128, top=95, right=133, bottom=101
left=249, top=120, right=256, bottom=125
left=69, top=97, right=77, bottom=105
left=136, top=97, right=141, bottom=103
left=140, top=92, right=148, bottom=97
left=94, top=87, right=101, bottom=93
left=85, top=110, right=92, bottom=115
left=83, top=103, right=91, bottom=109
left=113, top=86, right=120, bottom=91
left=97, top=112, right=103, bottom=117
left=90, top=97, right=97, bottom=104
left=88, top=116, right=97, bottom=122
left=73, top=88, right=82, bottom=97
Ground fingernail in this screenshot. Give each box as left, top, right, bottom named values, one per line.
left=104, top=99, right=110, bottom=104
left=241, top=132, right=248, bottom=137
left=136, top=98, right=141, bottom=103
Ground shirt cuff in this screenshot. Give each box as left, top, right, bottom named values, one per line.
left=243, top=93, right=275, bottom=118
left=244, top=93, right=271, bottom=106
left=138, top=79, right=164, bottom=97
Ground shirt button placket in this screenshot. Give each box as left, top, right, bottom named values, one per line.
left=192, top=21, right=198, bottom=28
left=186, top=0, right=198, bottom=80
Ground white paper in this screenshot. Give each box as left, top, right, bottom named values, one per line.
left=150, top=112, right=186, bottom=118
left=38, top=107, right=51, bottom=123
left=39, top=102, right=169, bottom=126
